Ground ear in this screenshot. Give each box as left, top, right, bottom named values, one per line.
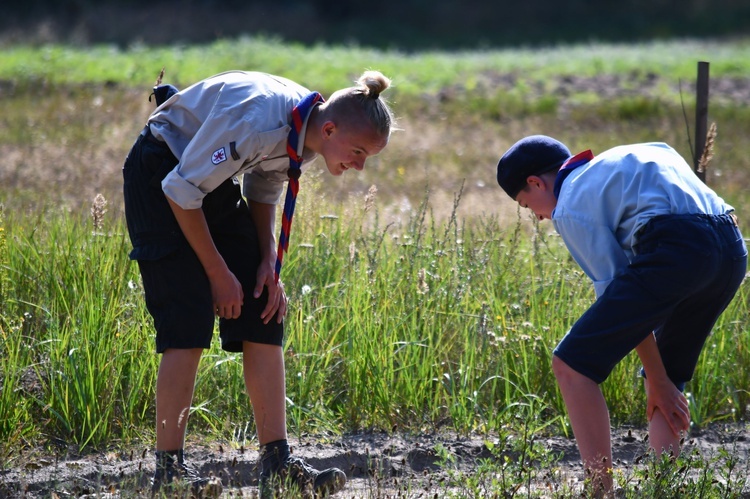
left=526, top=175, right=547, bottom=190
left=321, top=121, right=336, bottom=139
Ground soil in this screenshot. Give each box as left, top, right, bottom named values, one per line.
left=2, top=423, right=749, bottom=498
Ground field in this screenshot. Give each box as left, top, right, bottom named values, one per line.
left=1, top=37, right=750, bottom=497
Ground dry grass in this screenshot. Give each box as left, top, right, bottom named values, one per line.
left=1, top=85, right=534, bottom=227
left=697, top=121, right=718, bottom=176
left=1, top=86, right=148, bottom=214
left=2, top=81, right=749, bottom=232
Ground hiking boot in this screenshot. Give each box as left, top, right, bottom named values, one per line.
left=151, top=450, right=222, bottom=498
left=259, top=455, right=346, bottom=498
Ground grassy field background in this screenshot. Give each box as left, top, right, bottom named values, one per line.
left=1, top=36, right=749, bottom=496
left=3, top=37, right=750, bottom=221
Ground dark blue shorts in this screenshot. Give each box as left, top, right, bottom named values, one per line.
left=123, top=128, right=284, bottom=353
left=553, top=213, right=747, bottom=389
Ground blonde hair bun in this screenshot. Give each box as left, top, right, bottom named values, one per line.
left=357, top=70, right=391, bottom=99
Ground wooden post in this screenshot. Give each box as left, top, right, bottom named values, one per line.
left=694, top=61, right=709, bottom=183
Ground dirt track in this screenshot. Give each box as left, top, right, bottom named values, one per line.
left=2, top=423, right=749, bottom=497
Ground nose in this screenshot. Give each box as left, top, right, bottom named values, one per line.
left=351, top=159, right=365, bottom=171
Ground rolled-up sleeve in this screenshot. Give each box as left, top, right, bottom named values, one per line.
left=161, top=170, right=207, bottom=209
left=161, top=109, right=260, bottom=209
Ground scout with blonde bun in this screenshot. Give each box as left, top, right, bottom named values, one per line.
left=123, top=69, right=397, bottom=498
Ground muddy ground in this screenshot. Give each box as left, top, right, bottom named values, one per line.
left=2, top=423, right=749, bottom=498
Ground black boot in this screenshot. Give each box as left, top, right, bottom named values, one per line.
left=151, top=449, right=222, bottom=497
left=258, top=440, right=346, bottom=498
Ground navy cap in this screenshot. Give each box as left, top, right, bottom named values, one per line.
left=496, top=135, right=571, bottom=199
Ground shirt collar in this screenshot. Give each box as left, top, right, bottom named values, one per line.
left=296, top=101, right=322, bottom=160
left=553, top=150, right=594, bottom=198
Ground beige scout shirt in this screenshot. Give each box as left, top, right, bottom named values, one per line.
left=147, top=71, right=319, bottom=209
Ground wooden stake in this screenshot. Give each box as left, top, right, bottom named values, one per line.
left=694, top=61, right=709, bottom=183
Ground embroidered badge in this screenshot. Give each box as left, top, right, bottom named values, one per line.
left=211, top=147, right=227, bottom=165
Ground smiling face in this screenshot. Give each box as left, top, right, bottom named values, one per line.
left=514, top=174, right=558, bottom=221
left=318, top=121, right=389, bottom=176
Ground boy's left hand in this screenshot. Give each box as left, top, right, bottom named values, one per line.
left=645, top=377, right=690, bottom=436
left=255, top=262, right=287, bottom=324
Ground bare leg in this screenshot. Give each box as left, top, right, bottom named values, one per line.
left=155, top=348, right=203, bottom=451
left=243, top=342, right=287, bottom=445
left=644, top=379, right=683, bottom=458
left=552, top=355, right=613, bottom=496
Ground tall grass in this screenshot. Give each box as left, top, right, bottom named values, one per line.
left=0, top=202, right=157, bottom=450
left=1, top=178, right=748, bottom=458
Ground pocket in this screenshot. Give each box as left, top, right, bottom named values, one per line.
left=722, top=224, right=748, bottom=261
left=654, top=219, right=716, bottom=259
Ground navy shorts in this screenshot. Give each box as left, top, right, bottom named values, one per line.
left=553, top=213, right=747, bottom=389
left=123, top=128, right=284, bottom=353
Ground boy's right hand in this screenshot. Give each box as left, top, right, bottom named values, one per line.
left=165, top=198, right=245, bottom=319
left=208, top=267, right=244, bottom=319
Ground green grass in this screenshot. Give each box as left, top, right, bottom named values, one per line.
left=2, top=37, right=750, bottom=96
left=0, top=188, right=746, bottom=439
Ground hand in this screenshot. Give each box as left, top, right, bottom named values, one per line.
left=208, top=267, right=244, bottom=319
left=645, top=377, right=690, bottom=436
left=254, top=262, right=287, bottom=324
left=163, top=198, right=244, bottom=320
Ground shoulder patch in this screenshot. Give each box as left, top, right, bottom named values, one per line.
left=211, top=147, right=227, bottom=165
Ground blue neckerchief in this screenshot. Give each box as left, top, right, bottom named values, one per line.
left=553, top=150, right=594, bottom=199
left=276, top=91, right=325, bottom=281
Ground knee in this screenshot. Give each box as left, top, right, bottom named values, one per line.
left=552, top=355, right=577, bottom=385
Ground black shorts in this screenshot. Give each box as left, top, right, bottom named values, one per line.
left=123, top=128, right=284, bottom=353
left=553, top=213, right=747, bottom=389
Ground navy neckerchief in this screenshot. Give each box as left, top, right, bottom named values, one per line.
left=275, top=91, right=325, bottom=282
left=553, top=150, right=594, bottom=199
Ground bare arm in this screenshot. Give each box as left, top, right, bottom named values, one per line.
left=247, top=200, right=287, bottom=324
left=635, top=333, right=690, bottom=435
left=166, top=196, right=244, bottom=319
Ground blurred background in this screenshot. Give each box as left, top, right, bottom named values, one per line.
left=2, top=0, right=749, bottom=49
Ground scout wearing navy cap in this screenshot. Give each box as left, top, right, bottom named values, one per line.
left=496, top=135, right=571, bottom=199
left=491, top=132, right=747, bottom=497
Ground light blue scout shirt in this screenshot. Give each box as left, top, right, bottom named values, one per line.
left=147, top=71, right=319, bottom=209
left=552, top=142, right=732, bottom=298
